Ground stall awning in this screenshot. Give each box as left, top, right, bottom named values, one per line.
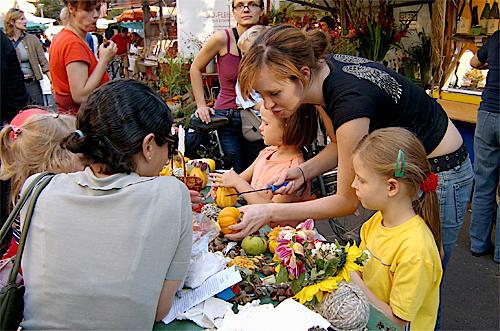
left=118, top=21, right=144, bottom=30
left=109, top=0, right=176, bottom=10
left=116, top=8, right=158, bottom=22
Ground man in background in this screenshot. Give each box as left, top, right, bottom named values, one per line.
left=111, top=27, right=130, bottom=78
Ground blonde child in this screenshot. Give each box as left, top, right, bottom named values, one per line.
left=210, top=105, right=317, bottom=206
left=349, top=127, right=443, bottom=330
left=0, top=109, right=82, bottom=258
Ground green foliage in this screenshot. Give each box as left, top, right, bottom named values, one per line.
left=37, top=0, right=64, bottom=20
left=276, top=265, right=289, bottom=284
left=157, top=57, right=192, bottom=98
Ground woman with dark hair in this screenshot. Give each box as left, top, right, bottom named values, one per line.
left=50, top=0, right=116, bottom=115
left=20, top=80, right=192, bottom=329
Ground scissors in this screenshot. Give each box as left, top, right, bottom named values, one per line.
left=225, top=182, right=289, bottom=196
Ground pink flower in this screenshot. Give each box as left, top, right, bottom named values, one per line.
left=297, top=219, right=314, bottom=230
left=276, top=243, right=293, bottom=261
left=287, top=259, right=306, bottom=278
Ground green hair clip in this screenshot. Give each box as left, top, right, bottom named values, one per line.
left=394, top=149, right=406, bottom=178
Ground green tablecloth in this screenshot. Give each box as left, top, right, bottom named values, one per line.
left=154, top=305, right=401, bottom=331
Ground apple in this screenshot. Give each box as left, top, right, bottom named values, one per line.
left=242, top=236, right=268, bottom=256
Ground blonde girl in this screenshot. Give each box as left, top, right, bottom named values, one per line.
left=349, top=127, right=442, bottom=330
left=0, top=110, right=82, bottom=257
left=211, top=105, right=317, bottom=207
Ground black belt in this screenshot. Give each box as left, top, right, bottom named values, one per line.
left=24, top=77, right=35, bottom=82
left=428, top=143, right=468, bottom=173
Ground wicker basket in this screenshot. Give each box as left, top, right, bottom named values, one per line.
left=172, top=151, right=203, bottom=191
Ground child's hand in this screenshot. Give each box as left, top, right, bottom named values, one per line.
left=209, top=170, right=241, bottom=188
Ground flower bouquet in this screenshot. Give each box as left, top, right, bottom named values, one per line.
left=274, top=219, right=370, bottom=306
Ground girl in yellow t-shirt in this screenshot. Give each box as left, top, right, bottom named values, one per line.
left=210, top=105, right=317, bottom=208
left=350, top=127, right=443, bottom=330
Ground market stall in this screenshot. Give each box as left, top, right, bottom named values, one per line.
left=431, top=0, right=498, bottom=161
left=148, top=158, right=401, bottom=331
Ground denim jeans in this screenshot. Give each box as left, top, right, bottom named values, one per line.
left=470, top=110, right=499, bottom=263
left=25, top=79, right=44, bottom=106
left=434, top=157, right=473, bottom=330
left=436, top=157, right=474, bottom=271
left=215, top=109, right=244, bottom=173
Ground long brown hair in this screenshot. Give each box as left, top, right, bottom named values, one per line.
left=238, top=25, right=328, bottom=99
left=0, top=114, right=81, bottom=206
left=3, top=8, right=24, bottom=37
left=353, top=128, right=442, bottom=256
left=283, top=104, right=318, bottom=147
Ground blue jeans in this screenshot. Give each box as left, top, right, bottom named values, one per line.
left=215, top=109, right=244, bottom=173
left=434, top=157, right=473, bottom=330
left=436, top=157, right=474, bottom=270
left=470, top=110, right=499, bottom=263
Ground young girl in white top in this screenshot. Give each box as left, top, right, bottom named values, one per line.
left=349, top=127, right=443, bottom=330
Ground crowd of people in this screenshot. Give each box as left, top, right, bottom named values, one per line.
left=0, top=0, right=498, bottom=329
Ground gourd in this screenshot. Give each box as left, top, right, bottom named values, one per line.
left=217, top=207, right=241, bottom=234
left=268, top=240, right=279, bottom=254
left=190, top=167, right=208, bottom=188
left=216, top=187, right=238, bottom=207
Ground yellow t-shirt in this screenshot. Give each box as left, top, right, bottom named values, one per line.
left=360, top=211, right=443, bottom=331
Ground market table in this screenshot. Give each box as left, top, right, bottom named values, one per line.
left=154, top=305, right=401, bottom=330
left=158, top=185, right=401, bottom=331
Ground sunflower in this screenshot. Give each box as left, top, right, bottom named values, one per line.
left=340, top=242, right=364, bottom=281
left=293, top=277, right=340, bottom=304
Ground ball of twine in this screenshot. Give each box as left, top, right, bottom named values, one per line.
left=315, top=281, right=370, bottom=331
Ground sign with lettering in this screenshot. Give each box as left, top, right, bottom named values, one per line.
left=177, top=0, right=235, bottom=56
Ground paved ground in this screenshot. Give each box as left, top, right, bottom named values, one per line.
left=441, top=213, right=499, bottom=330
left=317, top=211, right=499, bottom=330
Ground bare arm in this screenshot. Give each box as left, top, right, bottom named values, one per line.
left=226, top=118, right=370, bottom=240
left=210, top=161, right=275, bottom=204
left=155, top=279, right=182, bottom=321
left=189, top=32, right=225, bottom=123
left=66, top=42, right=116, bottom=105
left=470, top=54, right=489, bottom=69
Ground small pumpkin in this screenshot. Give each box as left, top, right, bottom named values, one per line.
left=190, top=167, right=208, bottom=188
left=268, top=240, right=279, bottom=254
left=201, top=158, right=216, bottom=172
left=217, top=207, right=241, bottom=234
left=216, top=187, right=238, bottom=208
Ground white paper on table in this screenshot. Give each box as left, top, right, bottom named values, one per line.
left=176, top=296, right=233, bottom=329
left=177, top=125, right=185, bottom=155
left=162, top=266, right=242, bottom=325
left=184, top=252, right=229, bottom=288
left=218, top=298, right=331, bottom=331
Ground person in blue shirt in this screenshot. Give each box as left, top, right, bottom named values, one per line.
left=469, top=30, right=499, bottom=264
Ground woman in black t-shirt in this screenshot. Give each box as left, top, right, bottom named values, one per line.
left=231, top=25, right=473, bottom=271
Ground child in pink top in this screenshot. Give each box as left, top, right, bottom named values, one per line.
left=211, top=105, right=318, bottom=207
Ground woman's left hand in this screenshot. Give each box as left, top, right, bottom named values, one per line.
left=225, top=204, right=272, bottom=241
